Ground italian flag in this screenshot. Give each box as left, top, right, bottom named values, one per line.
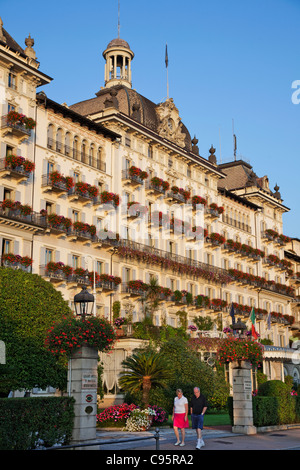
left=250, top=307, right=259, bottom=339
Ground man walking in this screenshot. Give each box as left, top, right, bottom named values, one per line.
left=190, top=386, right=207, bottom=449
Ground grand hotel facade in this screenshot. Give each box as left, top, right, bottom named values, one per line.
left=0, top=19, right=299, bottom=403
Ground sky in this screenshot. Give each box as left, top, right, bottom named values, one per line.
left=1, top=0, right=300, bottom=238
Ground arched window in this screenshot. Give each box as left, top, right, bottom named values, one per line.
left=47, top=124, right=54, bottom=149
left=81, top=140, right=87, bottom=164
left=89, top=144, right=95, bottom=166
left=73, top=136, right=79, bottom=160
left=56, top=128, right=63, bottom=153
left=65, top=132, right=71, bottom=155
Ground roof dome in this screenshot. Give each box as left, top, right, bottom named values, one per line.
left=106, top=38, right=131, bottom=50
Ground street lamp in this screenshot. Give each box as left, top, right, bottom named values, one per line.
left=74, top=286, right=95, bottom=319
left=232, top=318, right=247, bottom=338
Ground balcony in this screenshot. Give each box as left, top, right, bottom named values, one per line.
left=68, top=182, right=98, bottom=205
left=104, top=238, right=233, bottom=285
left=0, top=201, right=47, bottom=232
left=122, top=167, right=148, bottom=187
left=0, top=156, right=34, bottom=182
left=66, top=222, right=96, bottom=243
left=42, top=173, right=74, bottom=196
left=0, top=113, right=34, bottom=143
left=93, top=191, right=120, bottom=210
left=45, top=214, right=72, bottom=237
left=205, top=204, right=224, bottom=221
left=47, top=138, right=106, bottom=172
left=1, top=254, right=33, bottom=273
left=145, top=178, right=169, bottom=198
left=166, top=187, right=188, bottom=205
left=121, top=281, right=148, bottom=298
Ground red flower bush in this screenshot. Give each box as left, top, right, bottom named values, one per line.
left=45, top=316, right=116, bottom=358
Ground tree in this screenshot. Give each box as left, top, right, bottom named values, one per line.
left=139, top=277, right=161, bottom=324
left=0, top=267, right=73, bottom=394
left=118, top=349, right=172, bottom=407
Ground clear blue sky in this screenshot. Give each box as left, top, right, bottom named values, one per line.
left=1, top=0, right=299, bottom=238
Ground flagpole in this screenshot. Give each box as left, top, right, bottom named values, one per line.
left=165, top=43, right=169, bottom=99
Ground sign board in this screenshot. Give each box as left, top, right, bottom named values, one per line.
left=244, top=380, right=252, bottom=392
left=82, top=373, right=97, bottom=389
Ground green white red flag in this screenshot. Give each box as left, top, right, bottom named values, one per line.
left=250, top=307, right=259, bottom=339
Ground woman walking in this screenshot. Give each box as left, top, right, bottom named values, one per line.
left=172, top=389, right=189, bottom=446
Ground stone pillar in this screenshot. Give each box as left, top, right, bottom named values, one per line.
left=68, top=346, right=99, bottom=446
left=232, top=361, right=257, bottom=435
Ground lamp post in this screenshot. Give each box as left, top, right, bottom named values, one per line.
left=74, top=286, right=95, bottom=320
left=232, top=318, right=247, bottom=339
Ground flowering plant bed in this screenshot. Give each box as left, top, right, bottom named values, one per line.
left=96, top=404, right=167, bottom=429
left=216, top=337, right=264, bottom=367
left=124, top=407, right=156, bottom=432
left=45, top=316, right=115, bottom=358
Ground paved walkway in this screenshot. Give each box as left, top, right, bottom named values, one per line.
left=95, top=425, right=300, bottom=451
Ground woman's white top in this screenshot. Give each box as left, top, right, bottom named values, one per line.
left=174, top=395, right=188, bottom=413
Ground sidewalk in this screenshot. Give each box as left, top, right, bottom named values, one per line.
left=96, top=424, right=300, bottom=451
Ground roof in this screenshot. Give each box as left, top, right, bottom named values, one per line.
left=70, top=84, right=193, bottom=152
left=37, top=92, right=121, bottom=141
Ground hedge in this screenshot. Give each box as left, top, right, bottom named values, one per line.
left=0, top=396, right=75, bottom=450
left=227, top=395, right=300, bottom=427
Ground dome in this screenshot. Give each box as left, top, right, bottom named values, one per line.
left=106, top=38, right=131, bottom=51
left=70, top=85, right=193, bottom=152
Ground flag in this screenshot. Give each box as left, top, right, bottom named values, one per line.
left=165, top=43, right=168, bottom=68
left=229, top=303, right=235, bottom=325
left=250, top=307, right=259, bottom=339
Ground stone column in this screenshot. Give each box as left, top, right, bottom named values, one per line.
left=232, top=361, right=257, bottom=435
left=68, top=346, right=99, bottom=446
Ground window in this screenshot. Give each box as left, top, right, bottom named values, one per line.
left=2, top=239, right=12, bottom=255
left=72, top=255, right=80, bottom=270
left=45, top=201, right=53, bottom=214
left=8, top=72, right=17, bottom=90
left=125, top=135, right=131, bottom=147
left=72, top=210, right=79, bottom=223
left=6, top=145, right=14, bottom=156
left=89, top=145, right=94, bottom=166
left=45, top=248, right=53, bottom=264
left=96, top=261, right=103, bottom=275
left=3, top=188, right=12, bottom=200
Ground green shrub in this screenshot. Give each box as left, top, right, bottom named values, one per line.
left=0, top=396, right=75, bottom=450
left=257, top=380, right=296, bottom=424
left=253, top=396, right=279, bottom=427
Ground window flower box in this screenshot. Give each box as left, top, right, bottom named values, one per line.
left=4, top=155, right=35, bottom=177
left=127, top=201, right=148, bottom=218
left=98, top=191, right=120, bottom=207
left=191, top=195, right=207, bottom=208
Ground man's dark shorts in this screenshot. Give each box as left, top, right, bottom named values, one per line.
left=191, top=414, right=204, bottom=430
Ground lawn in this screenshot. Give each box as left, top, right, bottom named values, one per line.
left=167, top=413, right=231, bottom=427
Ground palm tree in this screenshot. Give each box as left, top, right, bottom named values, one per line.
left=118, top=349, right=172, bottom=407
left=139, top=277, right=161, bottom=324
